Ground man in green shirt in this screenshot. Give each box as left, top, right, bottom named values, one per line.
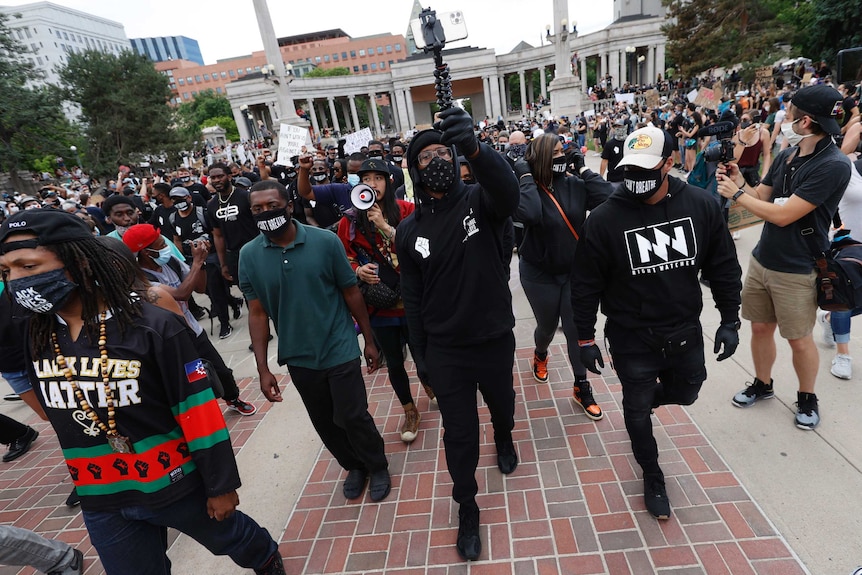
left=239, top=180, right=391, bottom=502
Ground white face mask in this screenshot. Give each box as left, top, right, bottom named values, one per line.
left=781, top=119, right=813, bottom=146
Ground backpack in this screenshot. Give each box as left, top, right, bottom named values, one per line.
left=815, top=238, right=862, bottom=312
left=169, top=206, right=207, bottom=231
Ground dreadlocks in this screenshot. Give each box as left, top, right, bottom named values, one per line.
left=29, top=236, right=142, bottom=355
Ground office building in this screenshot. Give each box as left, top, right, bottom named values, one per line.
left=131, top=35, right=204, bottom=65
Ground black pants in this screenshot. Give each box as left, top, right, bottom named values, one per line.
left=606, top=322, right=705, bottom=477
left=0, top=413, right=28, bottom=444
left=374, top=323, right=426, bottom=406
left=205, top=255, right=232, bottom=327
left=288, top=358, right=387, bottom=473
left=426, top=332, right=516, bottom=505
left=195, top=331, right=240, bottom=401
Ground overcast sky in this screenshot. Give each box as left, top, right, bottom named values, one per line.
left=2, top=0, right=614, bottom=64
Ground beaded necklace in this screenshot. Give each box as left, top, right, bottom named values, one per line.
left=51, top=312, right=134, bottom=453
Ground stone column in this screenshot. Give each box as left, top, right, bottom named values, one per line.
left=348, top=95, right=360, bottom=131
left=608, top=51, right=619, bottom=91
left=341, top=99, right=353, bottom=131
left=394, top=90, right=410, bottom=132
left=499, top=75, right=508, bottom=115
left=232, top=106, right=252, bottom=141
left=306, top=98, right=320, bottom=136
left=489, top=74, right=502, bottom=118
left=405, top=88, right=416, bottom=128
left=482, top=77, right=492, bottom=119
left=648, top=45, right=656, bottom=85
left=580, top=57, right=588, bottom=87
left=539, top=66, right=547, bottom=99
left=368, top=92, right=381, bottom=137
left=527, top=71, right=535, bottom=109
left=316, top=101, right=328, bottom=129
left=327, top=96, right=340, bottom=133
left=620, top=50, right=628, bottom=85
left=518, top=70, right=527, bottom=114
left=389, top=91, right=402, bottom=133
left=655, top=43, right=666, bottom=82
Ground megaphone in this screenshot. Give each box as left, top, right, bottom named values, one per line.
left=350, top=183, right=377, bottom=210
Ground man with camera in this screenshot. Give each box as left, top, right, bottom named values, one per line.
left=573, top=126, right=742, bottom=520
left=717, top=85, right=852, bottom=430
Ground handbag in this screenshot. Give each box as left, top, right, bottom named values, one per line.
left=354, top=225, right=401, bottom=310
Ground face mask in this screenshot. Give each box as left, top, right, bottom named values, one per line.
left=391, top=155, right=403, bottom=163
left=25, top=204, right=40, bottom=211
left=508, top=143, right=527, bottom=158
left=253, top=207, right=290, bottom=238
left=781, top=120, right=812, bottom=146
left=149, top=246, right=172, bottom=266
left=552, top=156, right=568, bottom=174
left=7, top=206, right=18, bottom=214
left=347, top=174, right=360, bottom=187
left=614, top=128, right=627, bottom=140
left=312, top=173, right=327, bottom=183
left=368, top=150, right=384, bottom=158
left=180, top=176, right=191, bottom=183
left=174, top=200, right=190, bottom=212
left=9, top=268, right=77, bottom=314
left=284, top=169, right=297, bottom=180
left=114, top=225, right=130, bottom=237
left=763, top=103, right=770, bottom=112
left=740, top=120, right=752, bottom=129
left=623, top=167, right=666, bottom=202
left=419, top=157, right=456, bottom=194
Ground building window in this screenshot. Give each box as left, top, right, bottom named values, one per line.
left=362, top=64, right=368, bottom=71
left=323, top=55, right=330, bottom=62
left=178, top=78, right=184, bottom=85
left=370, top=63, right=377, bottom=70
left=62, top=31, right=68, bottom=40
left=315, top=56, right=321, bottom=63
left=167, top=70, right=173, bottom=76
left=36, top=56, right=42, bottom=65
left=332, top=53, right=338, bottom=61
left=254, top=65, right=260, bottom=71
left=395, top=43, right=401, bottom=51
left=246, top=67, right=252, bottom=72
left=350, top=50, right=356, bottom=58
left=342, top=51, right=348, bottom=59
left=186, top=76, right=193, bottom=83
left=85, top=38, right=90, bottom=48
left=237, top=68, right=243, bottom=75
left=203, top=73, right=210, bottom=81
left=376, top=46, right=383, bottom=54
left=31, top=43, right=38, bottom=52
left=55, top=30, right=61, bottom=38
left=216, top=87, right=223, bottom=94
left=25, top=28, right=31, bottom=39
left=195, top=75, right=201, bottom=82
left=353, top=65, right=359, bottom=72
left=229, top=69, right=236, bottom=77
left=380, top=62, right=385, bottom=69
left=183, top=92, right=189, bottom=100
left=220, top=71, right=226, bottom=78
left=386, top=45, right=392, bottom=53
left=359, top=49, right=365, bottom=56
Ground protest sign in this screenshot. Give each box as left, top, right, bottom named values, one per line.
left=275, top=123, right=308, bottom=164
left=343, top=127, right=373, bottom=155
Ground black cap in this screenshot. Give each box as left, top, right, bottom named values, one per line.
left=791, top=85, right=844, bottom=135
left=357, top=158, right=391, bottom=178
left=169, top=186, right=190, bottom=199
left=234, top=176, right=253, bottom=189
left=0, top=208, right=92, bottom=254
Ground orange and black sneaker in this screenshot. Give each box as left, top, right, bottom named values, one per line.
left=532, top=352, right=549, bottom=383
left=573, top=379, right=603, bottom=421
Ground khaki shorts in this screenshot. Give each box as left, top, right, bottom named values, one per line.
left=741, top=257, right=817, bottom=340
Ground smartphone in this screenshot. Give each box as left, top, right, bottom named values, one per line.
left=411, top=10, right=468, bottom=49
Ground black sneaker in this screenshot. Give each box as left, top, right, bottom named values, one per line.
left=644, top=474, right=670, bottom=520
left=66, top=487, right=81, bottom=507
left=48, top=548, right=83, bottom=575
left=456, top=502, right=481, bottom=561
left=2, top=426, right=38, bottom=462
left=219, top=324, right=233, bottom=339
left=368, top=468, right=391, bottom=502
left=231, top=298, right=244, bottom=320
left=795, top=391, right=820, bottom=430
left=254, top=551, right=285, bottom=575
left=496, top=440, right=518, bottom=475
left=731, top=378, right=774, bottom=408
left=225, top=398, right=257, bottom=416
left=191, top=306, right=207, bottom=321
left=342, top=469, right=368, bottom=499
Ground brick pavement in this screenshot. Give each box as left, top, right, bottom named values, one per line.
left=0, top=343, right=808, bottom=574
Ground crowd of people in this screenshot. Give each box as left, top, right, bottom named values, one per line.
left=0, top=70, right=859, bottom=572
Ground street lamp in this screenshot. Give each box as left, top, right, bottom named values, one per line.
left=625, top=46, right=637, bottom=85
left=69, top=145, right=83, bottom=173
left=239, top=104, right=257, bottom=141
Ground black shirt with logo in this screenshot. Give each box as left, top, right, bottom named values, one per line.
left=206, top=188, right=260, bottom=252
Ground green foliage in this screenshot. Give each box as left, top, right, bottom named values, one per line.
left=0, top=12, right=79, bottom=174
left=201, top=115, right=240, bottom=141
left=305, top=66, right=351, bottom=77
left=797, top=0, right=862, bottom=63
left=59, top=49, right=177, bottom=177
left=661, top=0, right=794, bottom=78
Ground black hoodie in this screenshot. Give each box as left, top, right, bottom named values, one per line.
left=396, top=138, right=520, bottom=355
left=571, top=176, right=742, bottom=341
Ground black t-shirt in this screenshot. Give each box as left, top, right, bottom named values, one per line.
left=841, top=96, right=857, bottom=127
left=173, top=207, right=211, bottom=259
left=601, top=138, right=626, bottom=182
left=206, top=188, right=260, bottom=252
left=149, top=205, right=176, bottom=240
left=185, top=182, right=211, bottom=202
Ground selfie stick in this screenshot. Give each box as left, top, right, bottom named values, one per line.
left=418, top=8, right=453, bottom=111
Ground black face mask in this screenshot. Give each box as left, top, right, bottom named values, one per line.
left=368, top=150, right=384, bottom=158
left=552, top=156, right=568, bottom=174
left=180, top=176, right=191, bottom=183
left=8, top=268, right=77, bottom=314
left=253, top=207, right=291, bottom=238
left=623, top=167, right=666, bottom=202
left=508, top=143, right=527, bottom=158
left=419, top=157, right=456, bottom=194
left=284, top=169, right=297, bottom=180
left=740, top=120, right=752, bottom=129
left=174, top=200, right=190, bottom=212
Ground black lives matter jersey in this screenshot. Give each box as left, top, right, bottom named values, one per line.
left=25, top=303, right=240, bottom=512
left=206, top=188, right=259, bottom=252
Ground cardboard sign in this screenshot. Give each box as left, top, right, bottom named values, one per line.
left=687, top=89, right=699, bottom=103
left=802, top=72, right=813, bottom=84
left=756, top=66, right=773, bottom=80
left=693, top=87, right=717, bottom=110
left=275, top=123, right=308, bottom=165
left=728, top=202, right=763, bottom=231
left=343, top=127, right=373, bottom=155
left=614, top=93, right=635, bottom=104
left=712, top=82, right=723, bottom=104
left=644, top=89, right=661, bottom=108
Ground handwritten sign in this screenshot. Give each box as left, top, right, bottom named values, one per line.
left=343, top=127, right=374, bottom=155
left=644, top=89, right=661, bottom=108
left=275, top=123, right=308, bottom=165
left=756, top=66, right=773, bottom=80
left=693, top=87, right=717, bottom=110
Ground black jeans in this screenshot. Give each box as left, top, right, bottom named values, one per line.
left=373, top=323, right=427, bottom=406
left=195, top=332, right=240, bottom=401
left=205, top=254, right=231, bottom=327
left=288, top=358, right=387, bottom=473
left=0, top=413, right=28, bottom=444
left=607, top=321, right=706, bottom=477
left=426, top=332, right=516, bottom=505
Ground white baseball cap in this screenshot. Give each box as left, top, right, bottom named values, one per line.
left=616, top=126, right=673, bottom=169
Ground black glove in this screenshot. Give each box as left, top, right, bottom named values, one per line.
left=713, top=322, right=740, bottom=361
left=579, top=344, right=605, bottom=374
left=437, top=107, right=479, bottom=158
left=567, top=147, right=586, bottom=173
left=513, top=159, right=532, bottom=179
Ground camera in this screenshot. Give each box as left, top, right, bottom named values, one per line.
left=703, top=138, right=735, bottom=164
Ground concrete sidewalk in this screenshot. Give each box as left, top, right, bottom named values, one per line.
left=1, top=162, right=861, bottom=574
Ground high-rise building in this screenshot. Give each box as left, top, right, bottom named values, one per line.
left=0, top=1, right=130, bottom=87
left=130, top=35, right=204, bottom=65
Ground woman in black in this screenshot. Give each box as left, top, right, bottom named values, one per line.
left=515, top=134, right=613, bottom=419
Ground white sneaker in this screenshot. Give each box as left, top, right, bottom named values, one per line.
left=831, top=354, right=853, bottom=380
left=817, top=309, right=835, bottom=348
left=731, top=230, right=741, bottom=240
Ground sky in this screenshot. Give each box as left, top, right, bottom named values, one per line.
left=2, top=0, right=614, bottom=64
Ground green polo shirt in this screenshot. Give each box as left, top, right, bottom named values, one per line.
left=238, top=221, right=360, bottom=370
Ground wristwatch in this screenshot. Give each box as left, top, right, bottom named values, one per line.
left=732, top=189, right=745, bottom=202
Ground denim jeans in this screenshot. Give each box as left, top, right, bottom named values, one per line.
left=1, top=370, right=32, bottom=394
left=830, top=307, right=862, bottom=344
left=0, top=525, right=77, bottom=574
left=607, top=322, right=706, bottom=476
left=82, top=487, right=276, bottom=575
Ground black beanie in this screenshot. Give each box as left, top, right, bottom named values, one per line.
left=406, top=129, right=444, bottom=167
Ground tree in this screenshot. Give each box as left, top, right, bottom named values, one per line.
left=59, top=49, right=177, bottom=177
left=0, top=12, right=79, bottom=184
left=201, top=116, right=240, bottom=142
left=797, top=0, right=862, bottom=64
left=304, top=66, right=351, bottom=78
left=175, top=90, right=236, bottom=147
left=661, top=0, right=795, bottom=78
